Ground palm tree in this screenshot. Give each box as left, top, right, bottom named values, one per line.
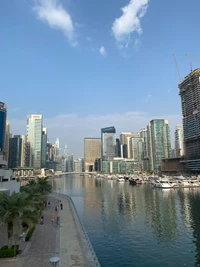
left=21, top=184, right=47, bottom=213
left=36, top=177, right=52, bottom=195
left=0, top=192, right=37, bottom=248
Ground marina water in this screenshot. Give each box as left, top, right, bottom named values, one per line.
left=52, top=174, right=200, bottom=267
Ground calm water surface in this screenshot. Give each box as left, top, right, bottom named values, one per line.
left=52, top=175, right=200, bottom=267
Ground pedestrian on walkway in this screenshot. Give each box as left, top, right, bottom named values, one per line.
left=40, top=215, right=44, bottom=224
left=55, top=205, right=58, bottom=212
left=56, top=216, right=60, bottom=226
left=60, top=203, right=63, bottom=210
left=51, top=214, right=55, bottom=223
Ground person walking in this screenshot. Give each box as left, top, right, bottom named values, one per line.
left=40, top=215, right=44, bottom=224
left=60, top=203, right=63, bottom=210
left=51, top=214, right=55, bottom=224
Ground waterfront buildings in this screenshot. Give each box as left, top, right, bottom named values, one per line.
left=116, top=138, right=121, bottom=157
left=0, top=150, right=20, bottom=195
left=120, top=132, right=140, bottom=158
left=175, top=125, right=184, bottom=157
left=74, top=158, right=84, bottom=172
left=84, top=138, right=101, bottom=172
left=67, top=154, right=74, bottom=172
left=147, top=119, right=172, bottom=171
left=41, top=127, right=47, bottom=168
left=8, top=135, right=25, bottom=168
left=179, top=68, right=200, bottom=171
left=129, top=137, right=143, bottom=170
left=4, top=120, right=11, bottom=163
left=101, top=127, right=116, bottom=161
left=101, top=158, right=138, bottom=174
left=26, top=114, right=43, bottom=168
left=0, top=102, right=7, bottom=152
left=140, top=128, right=148, bottom=170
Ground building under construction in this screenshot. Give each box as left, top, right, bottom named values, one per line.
left=179, top=68, right=200, bottom=171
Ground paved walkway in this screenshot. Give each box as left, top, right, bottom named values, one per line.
left=0, top=193, right=100, bottom=267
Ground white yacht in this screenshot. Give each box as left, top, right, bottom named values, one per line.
left=152, top=178, right=172, bottom=189
left=117, top=176, right=125, bottom=182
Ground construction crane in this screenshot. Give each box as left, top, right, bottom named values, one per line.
left=173, top=54, right=182, bottom=82
left=185, top=54, right=200, bottom=62
left=185, top=54, right=200, bottom=72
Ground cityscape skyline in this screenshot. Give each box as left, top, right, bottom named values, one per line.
left=2, top=0, right=199, bottom=158
left=5, top=108, right=180, bottom=159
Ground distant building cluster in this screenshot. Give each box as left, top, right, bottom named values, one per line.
left=0, top=105, right=84, bottom=174
left=84, top=120, right=174, bottom=174
left=84, top=68, right=200, bottom=174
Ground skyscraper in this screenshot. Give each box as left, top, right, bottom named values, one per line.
left=26, top=114, right=43, bottom=168
left=129, top=137, right=143, bottom=170
left=8, top=135, right=23, bottom=168
left=0, top=102, right=7, bottom=152
left=179, top=68, right=200, bottom=171
left=101, top=126, right=116, bottom=161
left=4, top=120, right=11, bottom=163
left=120, top=132, right=140, bottom=158
left=147, top=119, right=172, bottom=171
left=175, top=125, right=184, bottom=157
left=41, top=127, right=47, bottom=168
left=84, top=138, right=101, bottom=172
left=115, top=138, right=121, bottom=157
left=140, top=128, right=149, bottom=170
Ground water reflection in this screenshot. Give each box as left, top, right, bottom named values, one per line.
left=52, top=175, right=200, bottom=266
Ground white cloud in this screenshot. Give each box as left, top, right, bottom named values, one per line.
left=9, top=111, right=181, bottom=158
left=99, top=46, right=107, bottom=56
left=33, top=0, right=75, bottom=44
left=112, top=0, right=149, bottom=45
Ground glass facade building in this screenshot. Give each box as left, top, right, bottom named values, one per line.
left=101, top=127, right=116, bottom=161
left=179, top=69, right=200, bottom=171
left=8, top=136, right=22, bottom=168
left=84, top=138, right=101, bottom=172
left=41, top=127, right=47, bottom=168
left=0, top=102, right=7, bottom=151
left=26, top=114, right=43, bottom=168
left=147, top=119, right=171, bottom=171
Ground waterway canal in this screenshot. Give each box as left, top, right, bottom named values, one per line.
left=52, top=174, right=200, bottom=267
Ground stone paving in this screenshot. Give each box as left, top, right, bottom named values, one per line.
left=0, top=193, right=99, bottom=267
left=0, top=195, right=59, bottom=267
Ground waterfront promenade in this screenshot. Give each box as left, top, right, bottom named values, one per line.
left=0, top=193, right=100, bottom=267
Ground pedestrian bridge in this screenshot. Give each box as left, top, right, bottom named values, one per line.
left=55, top=172, right=96, bottom=175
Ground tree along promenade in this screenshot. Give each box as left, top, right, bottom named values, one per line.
left=0, top=193, right=100, bottom=267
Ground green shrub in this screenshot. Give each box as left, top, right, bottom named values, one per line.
left=0, top=245, right=19, bottom=258
left=25, top=225, right=36, bottom=241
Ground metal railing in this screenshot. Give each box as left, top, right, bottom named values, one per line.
left=53, top=192, right=101, bottom=267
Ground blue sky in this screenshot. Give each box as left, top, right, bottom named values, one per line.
left=1, top=0, right=200, bottom=157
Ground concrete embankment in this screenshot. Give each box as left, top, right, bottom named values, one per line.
left=55, top=192, right=101, bottom=267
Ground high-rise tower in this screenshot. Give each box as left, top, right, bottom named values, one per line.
left=175, top=125, right=184, bottom=157
left=26, top=114, right=43, bottom=168
left=179, top=68, right=200, bottom=171
left=0, top=102, right=7, bottom=152
left=101, top=126, right=116, bottom=161
left=41, top=127, right=47, bottom=168
left=147, top=119, right=171, bottom=171
left=84, top=138, right=101, bottom=172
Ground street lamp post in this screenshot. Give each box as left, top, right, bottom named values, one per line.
left=59, top=188, right=61, bottom=200
left=49, top=256, right=60, bottom=267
